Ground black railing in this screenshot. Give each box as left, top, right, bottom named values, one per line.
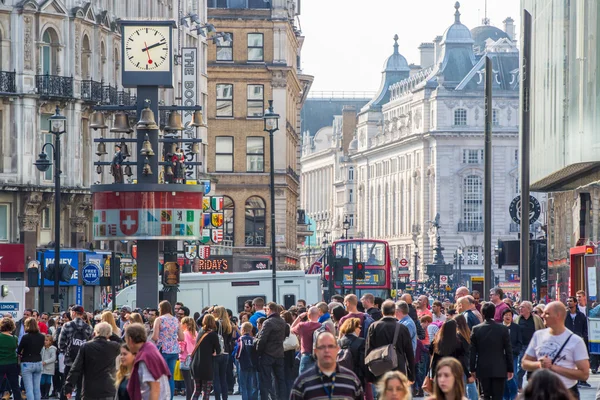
left=117, top=90, right=134, bottom=106
left=458, top=222, right=484, bottom=232
left=287, top=166, right=300, bottom=181
left=36, top=74, right=73, bottom=99
left=80, top=79, right=103, bottom=102
left=0, top=70, right=16, bottom=94
left=102, top=83, right=117, bottom=104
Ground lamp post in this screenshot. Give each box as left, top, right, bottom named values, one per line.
left=456, top=247, right=463, bottom=286
left=342, top=215, right=350, bottom=239
left=263, top=100, right=279, bottom=304
left=413, top=246, right=419, bottom=284
left=322, top=232, right=332, bottom=300
left=34, top=106, right=66, bottom=314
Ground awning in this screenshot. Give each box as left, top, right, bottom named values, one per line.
left=530, top=162, right=600, bottom=192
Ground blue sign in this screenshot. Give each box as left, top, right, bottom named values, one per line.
left=39, top=250, right=80, bottom=286
left=76, top=286, right=82, bottom=306
left=82, top=263, right=101, bottom=285
left=0, top=303, right=19, bottom=311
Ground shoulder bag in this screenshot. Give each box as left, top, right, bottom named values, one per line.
left=422, top=351, right=435, bottom=394
left=364, top=323, right=401, bottom=377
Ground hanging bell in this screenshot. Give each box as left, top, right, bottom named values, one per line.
left=120, top=140, right=131, bottom=158
left=137, top=105, right=159, bottom=130
left=110, top=112, right=133, bottom=134
left=96, top=142, right=107, bottom=156
left=140, top=134, right=155, bottom=157
left=165, top=111, right=184, bottom=132
left=90, top=111, right=107, bottom=130
left=165, top=161, right=174, bottom=176
left=124, top=165, right=133, bottom=177
left=192, top=142, right=200, bottom=154
left=190, top=109, right=206, bottom=127
left=96, top=165, right=102, bottom=174
left=143, top=157, right=152, bottom=175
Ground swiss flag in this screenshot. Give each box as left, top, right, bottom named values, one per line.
left=120, top=210, right=139, bottom=236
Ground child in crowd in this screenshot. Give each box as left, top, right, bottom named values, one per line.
left=234, top=322, right=258, bottom=400
left=41, top=334, right=57, bottom=399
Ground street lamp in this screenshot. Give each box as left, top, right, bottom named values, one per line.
left=34, top=106, right=66, bottom=314
left=413, top=246, right=419, bottom=284
left=263, top=100, right=279, bottom=304
left=456, top=247, right=463, bottom=286
left=342, top=215, right=350, bottom=239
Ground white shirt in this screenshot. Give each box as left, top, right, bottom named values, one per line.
left=578, top=304, right=587, bottom=315
left=432, top=313, right=446, bottom=323
left=525, top=328, right=588, bottom=389
left=138, top=361, right=171, bottom=400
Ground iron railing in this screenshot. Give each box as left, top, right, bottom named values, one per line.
left=36, top=74, right=73, bottom=99
left=458, top=222, right=484, bottom=232
left=80, top=79, right=103, bottom=103
left=287, top=166, right=300, bottom=181
left=102, top=83, right=117, bottom=104
left=0, top=70, right=16, bottom=94
left=117, top=90, right=134, bottom=106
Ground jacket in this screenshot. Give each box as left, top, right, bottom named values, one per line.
left=41, top=345, right=57, bottom=375
left=408, top=305, right=426, bottom=340
left=366, top=307, right=383, bottom=321
left=58, top=318, right=93, bottom=366
left=64, top=336, right=120, bottom=399
left=505, top=323, right=523, bottom=356
left=255, top=313, right=289, bottom=359
left=338, top=334, right=365, bottom=381
left=514, top=314, right=545, bottom=331
left=463, top=310, right=481, bottom=330
left=365, top=316, right=415, bottom=382
left=430, top=334, right=470, bottom=379
left=565, top=309, right=588, bottom=341
left=191, top=330, right=220, bottom=381
left=470, top=319, right=513, bottom=378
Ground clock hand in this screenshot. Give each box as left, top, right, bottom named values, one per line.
left=142, top=42, right=165, bottom=52
left=144, top=42, right=153, bottom=64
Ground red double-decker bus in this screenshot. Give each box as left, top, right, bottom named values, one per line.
left=330, top=239, right=392, bottom=298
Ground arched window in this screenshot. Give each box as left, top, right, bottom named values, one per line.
left=100, top=41, right=106, bottom=81
left=454, top=108, right=467, bottom=126
left=224, top=196, right=234, bottom=245
left=81, top=35, right=91, bottom=78
left=41, top=29, right=59, bottom=75
left=245, top=196, right=265, bottom=246
left=463, top=175, right=483, bottom=230
left=348, top=166, right=354, bottom=181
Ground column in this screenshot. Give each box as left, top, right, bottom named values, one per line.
left=19, top=192, right=43, bottom=309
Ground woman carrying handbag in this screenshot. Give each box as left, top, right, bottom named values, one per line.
left=191, top=315, right=221, bottom=400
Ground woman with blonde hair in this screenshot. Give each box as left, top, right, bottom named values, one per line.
left=179, top=317, right=197, bottom=400
left=376, top=370, right=411, bottom=400
left=115, top=343, right=134, bottom=400
left=211, top=306, right=235, bottom=400
left=101, top=310, right=121, bottom=339
left=128, top=313, right=144, bottom=325
left=151, top=300, right=184, bottom=400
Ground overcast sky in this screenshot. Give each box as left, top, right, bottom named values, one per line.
left=300, top=0, right=521, bottom=94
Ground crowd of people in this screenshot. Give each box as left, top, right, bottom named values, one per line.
left=0, top=287, right=595, bottom=400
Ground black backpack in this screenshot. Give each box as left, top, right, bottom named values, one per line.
left=67, top=324, right=88, bottom=361
left=337, top=338, right=362, bottom=371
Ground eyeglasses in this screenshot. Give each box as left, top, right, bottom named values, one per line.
left=315, top=345, right=337, bottom=351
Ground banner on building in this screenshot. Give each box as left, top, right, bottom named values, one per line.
left=181, top=47, right=198, bottom=182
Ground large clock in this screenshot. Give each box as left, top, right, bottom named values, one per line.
left=121, top=21, right=176, bottom=88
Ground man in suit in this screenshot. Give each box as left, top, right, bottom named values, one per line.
left=470, top=302, right=513, bottom=400
left=365, top=300, right=415, bottom=383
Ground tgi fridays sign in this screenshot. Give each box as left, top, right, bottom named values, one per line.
left=182, top=47, right=198, bottom=182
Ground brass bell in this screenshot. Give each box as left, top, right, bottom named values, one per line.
left=165, top=161, right=174, bottom=176
left=96, top=165, right=102, bottom=174
left=120, top=139, right=131, bottom=158
left=143, top=157, right=152, bottom=175
left=140, top=134, right=155, bottom=157
left=124, top=165, right=133, bottom=177
left=96, top=142, right=107, bottom=156
left=137, top=105, right=159, bottom=130
left=110, top=112, right=133, bottom=134
left=192, top=142, right=200, bottom=154
left=90, top=111, right=107, bottom=130
left=191, top=110, right=206, bottom=127
left=165, top=111, right=184, bottom=131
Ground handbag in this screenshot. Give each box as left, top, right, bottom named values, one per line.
left=216, top=323, right=228, bottom=355
left=180, top=355, right=192, bottom=370
left=422, top=351, right=435, bottom=394
left=283, top=332, right=299, bottom=351
left=364, top=323, right=401, bottom=377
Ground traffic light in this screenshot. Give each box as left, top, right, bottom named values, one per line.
left=60, top=264, right=76, bottom=283
left=355, top=262, right=365, bottom=280
left=333, top=257, right=349, bottom=282
left=44, top=263, right=55, bottom=281
left=497, top=239, right=506, bottom=269
left=111, top=256, right=121, bottom=287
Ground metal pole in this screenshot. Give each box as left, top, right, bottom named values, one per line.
left=352, top=248, right=357, bottom=295
left=40, top=252, right=45, bottom=313
left=484, top=55, right=493, bottom=297
left=111, top=251, right=117, bottom=312
left=269, top=130, right=277, bottom=304
left=53, top=132, right=61, bottom=314
left=520, top=10, right=532, bottom=301
left=414, top=250, right=418, bottom=283
left=458, top=251, right=462, bottom=286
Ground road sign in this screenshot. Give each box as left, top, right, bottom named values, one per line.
left=324, top=266, right=331, bottom=280
left=400, top=258, right=408, bottom=267
left=440, top=275, right=448, bottom=283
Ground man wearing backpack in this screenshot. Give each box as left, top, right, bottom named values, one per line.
left=338, top=295, right=374, bottom=340
left=291, top=306, right=329, bottom=374
left=58, top=306, right=93, bottom=400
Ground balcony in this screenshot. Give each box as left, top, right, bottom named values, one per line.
left=0, top=71, right=16, bottom=94
left=458, top=222, right=484, bottom=232
left=36, top=74, right=73, bottom=99
left=80, top=79, right=102, bottom=103
left=102, top=83, right=117, bottom=104
left=118, top=90, right=135, bottom=106
left=287, top=166, right=300, bottom=182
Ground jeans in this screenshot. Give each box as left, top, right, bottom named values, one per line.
left=62, top=365, right=81, bottom=400
left=0, top=363, right=20, bottom=400
left=227, top=355, right=235, bottom=392
left=466, top=382, right=479, bottom=400
left=298, top=354, right=315, bottom=375
left=213, top=354, right=229, bottom=400
left=41, top=374, right=53, bottom=386
left=503, top=356, right=519, bottom=400
left=161, top=353, right=179, bottom=400
left=415, top=352, right=428, bottom=391
left=239, top=368, right=258, bottom=400
left=516, top=349, right=527, bottom=390
left=22, top=361, right=43, bottom=400
left=258, top=354, right=286, bottom=400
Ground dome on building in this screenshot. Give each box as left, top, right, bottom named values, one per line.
left=441, top=2, right=474, bottom=45
left=471, top=24, right=510, bottom=52
left=382, top=34, right=409, bottom=72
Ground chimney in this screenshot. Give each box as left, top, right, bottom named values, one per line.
left=503, top=17, right=515, bottom=40
left=433, top=36, right=443, bottom=64
left=418, top=42, right=435, bottom=68
left=341, top=105, right=357, bottom=154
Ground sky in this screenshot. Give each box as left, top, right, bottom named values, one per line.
left=299, top=0, right=521, bottom=94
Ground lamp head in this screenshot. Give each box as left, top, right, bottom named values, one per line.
left=263, top=100, right=279, bottom=133
left=49, top=106, right=67, bottom=134
left=34, top=152, right=51, bottom=172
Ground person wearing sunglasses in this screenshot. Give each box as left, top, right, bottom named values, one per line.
left=513, top=301, right=544, bottom=391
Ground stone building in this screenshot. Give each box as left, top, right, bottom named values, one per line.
left=0, top=0, right=208, bottom=308
left=301, top=3, right=528, bottom=284
left=205, top=0, right=313, bottom=270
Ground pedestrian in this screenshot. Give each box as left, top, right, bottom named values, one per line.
left=18, top=317, right=45, bottom=400
left=519, top=369, right=574, bottom=400
left=431, top=357, right=467, bottom=400
left=454, top=315, right=477, bottom=400
left=115, top=344, right=134, bottom=400
left=290, top=331, right=363, bottom=400
left=249, top=298, right=266, bottom=329
left=489, top=288, right=510, bottom=323
left=502, top=308, right=522, bottom=400
left=361, top=294, right=383, bottom=321
left=13, top=309, right=33, bottom=343
left=432, top=301, right=447, bottom=324
left=0, top=317, right=20, bottom=400
left=210, top=306, right=234, bottom=400
left=126, top=323, right=171, bottom=400
left=521, top=301, right=589, bottom=399
left=291, top=306, right=328, bottom=374
left=151, top=300, right=183, bottom=400
left=63, top=322, right=120, bottom=400
left=565, top=296, right=590, bottom=388
left=41, top=334, right=57, bottom=399
left=179, top=317, right=197, bottom=400
left=234, top=322, right=258, bottom=400
left=100, top=311, right=122, bottom=342
left=376, top=370, right=411, bottom=400
left=191, top=314, right=221, bottom=400
left=58, top=306, right=93, bottom=400
left=470, top=302, right=513, bottom=400
left=455, top=287, right=470, bottom=299
left=416, top=296, right=432, bottom=319
left=395, top=301, right=417, bottom=355
left=254, top=302, right=288, bottom=400
left=337, top=318, right=365, bottom=383
left=339, top=295, right=369, bottom=333
left=117, top=307, right=131, bottom=331
left=429, top=319, right=470, bottom=390
left=513, top=301, right=544, bottom=390
left=400, top=294, right=426, bottom=340
left=331, top=305, right=348, bottom=333
left=456, top=297, right=481, bottom=330
left=315, top=302, right=336, bottom=333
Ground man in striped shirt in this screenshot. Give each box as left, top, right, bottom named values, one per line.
left=290, top=332, right=363, bottom=400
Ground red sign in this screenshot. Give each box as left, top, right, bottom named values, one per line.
left=120, top=210, right=139, bottom=236
left=400, top=258, right=408, bottom=267
left=324, top=266, right=331, bottom=280
left=0, top=244, right=24, bottom=272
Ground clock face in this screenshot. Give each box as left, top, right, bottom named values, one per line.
left=123, top=26, right=171, bottom=72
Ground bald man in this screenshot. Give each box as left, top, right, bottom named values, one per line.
left=291, top=306, right=329, bottom=374
left=522, top=301, right=589, bottom=395
left=400, top=294, right=425, bottom=340
left=456, top=286, right=469, bottom=299
left=457, top=296, right=480, bottom=329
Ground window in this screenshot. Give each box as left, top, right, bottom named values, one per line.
left=245, top=196, right=266, bottom=246
left=41, top=207, right=51, bottom=229
left=247, top=84, right=264, bottom=117
left=216, top=84, right=233, bottom=117
left=348, top=214, right=354, bottom=227
left=492, top=109, right=499, bottom=126
left=216, top=33, right=233, bottom=61
left=223, top=196, right=235, bottom=244
left=348, top=167, right=354, bottom=181
left=246, top=137, right=264, bottom=172
left=514, top=149, right=519, bottom=164
left=463, top=175, right=483, bottom=228
left=215, top=136, right=233, bottom=172
left=462, top=149, right=482, bottom=164
left=348, top=189, right=353, bottom=203
left=515, top=177, right=520, bottom=194
left=454, top=108, right=467, bottom=126
left=247, top=33, right=264, bottom=61
left=466, top=246, right=480, bottom=265
left=0, top=204, right=8, bottom=241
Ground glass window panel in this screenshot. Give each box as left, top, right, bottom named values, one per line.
left=217, top=84, right=233, bottom=99
left=216, top=137, right=233, bottom=152
left=216, top=155, right=233, bottom=172
left=246, top=137, right=264, bottom=154
left=246, top=155, right=264, bottom=172
left=247, top=85, right=263, bottom=100
left=248, top=48, right=263, bottom=61
left=248, top=33, right=263, bottom=47
left=217, top=48, right=233, bottom=61
left=216, top=100, right=233, bottom=117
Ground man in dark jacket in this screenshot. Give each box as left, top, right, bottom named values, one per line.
left=566, top=296, right=591, bottom=388
left=255, top=302, right=289, bottom=400
left=361, top=293, right=383, bottom=321
left=365, top=300, right=415, bottom=383
left=470, top=303, right=513, bottom=400
left=64, top=322, right=120, bottom=400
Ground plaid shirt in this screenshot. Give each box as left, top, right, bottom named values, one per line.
left=58, top=318, right=93, bottom=366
